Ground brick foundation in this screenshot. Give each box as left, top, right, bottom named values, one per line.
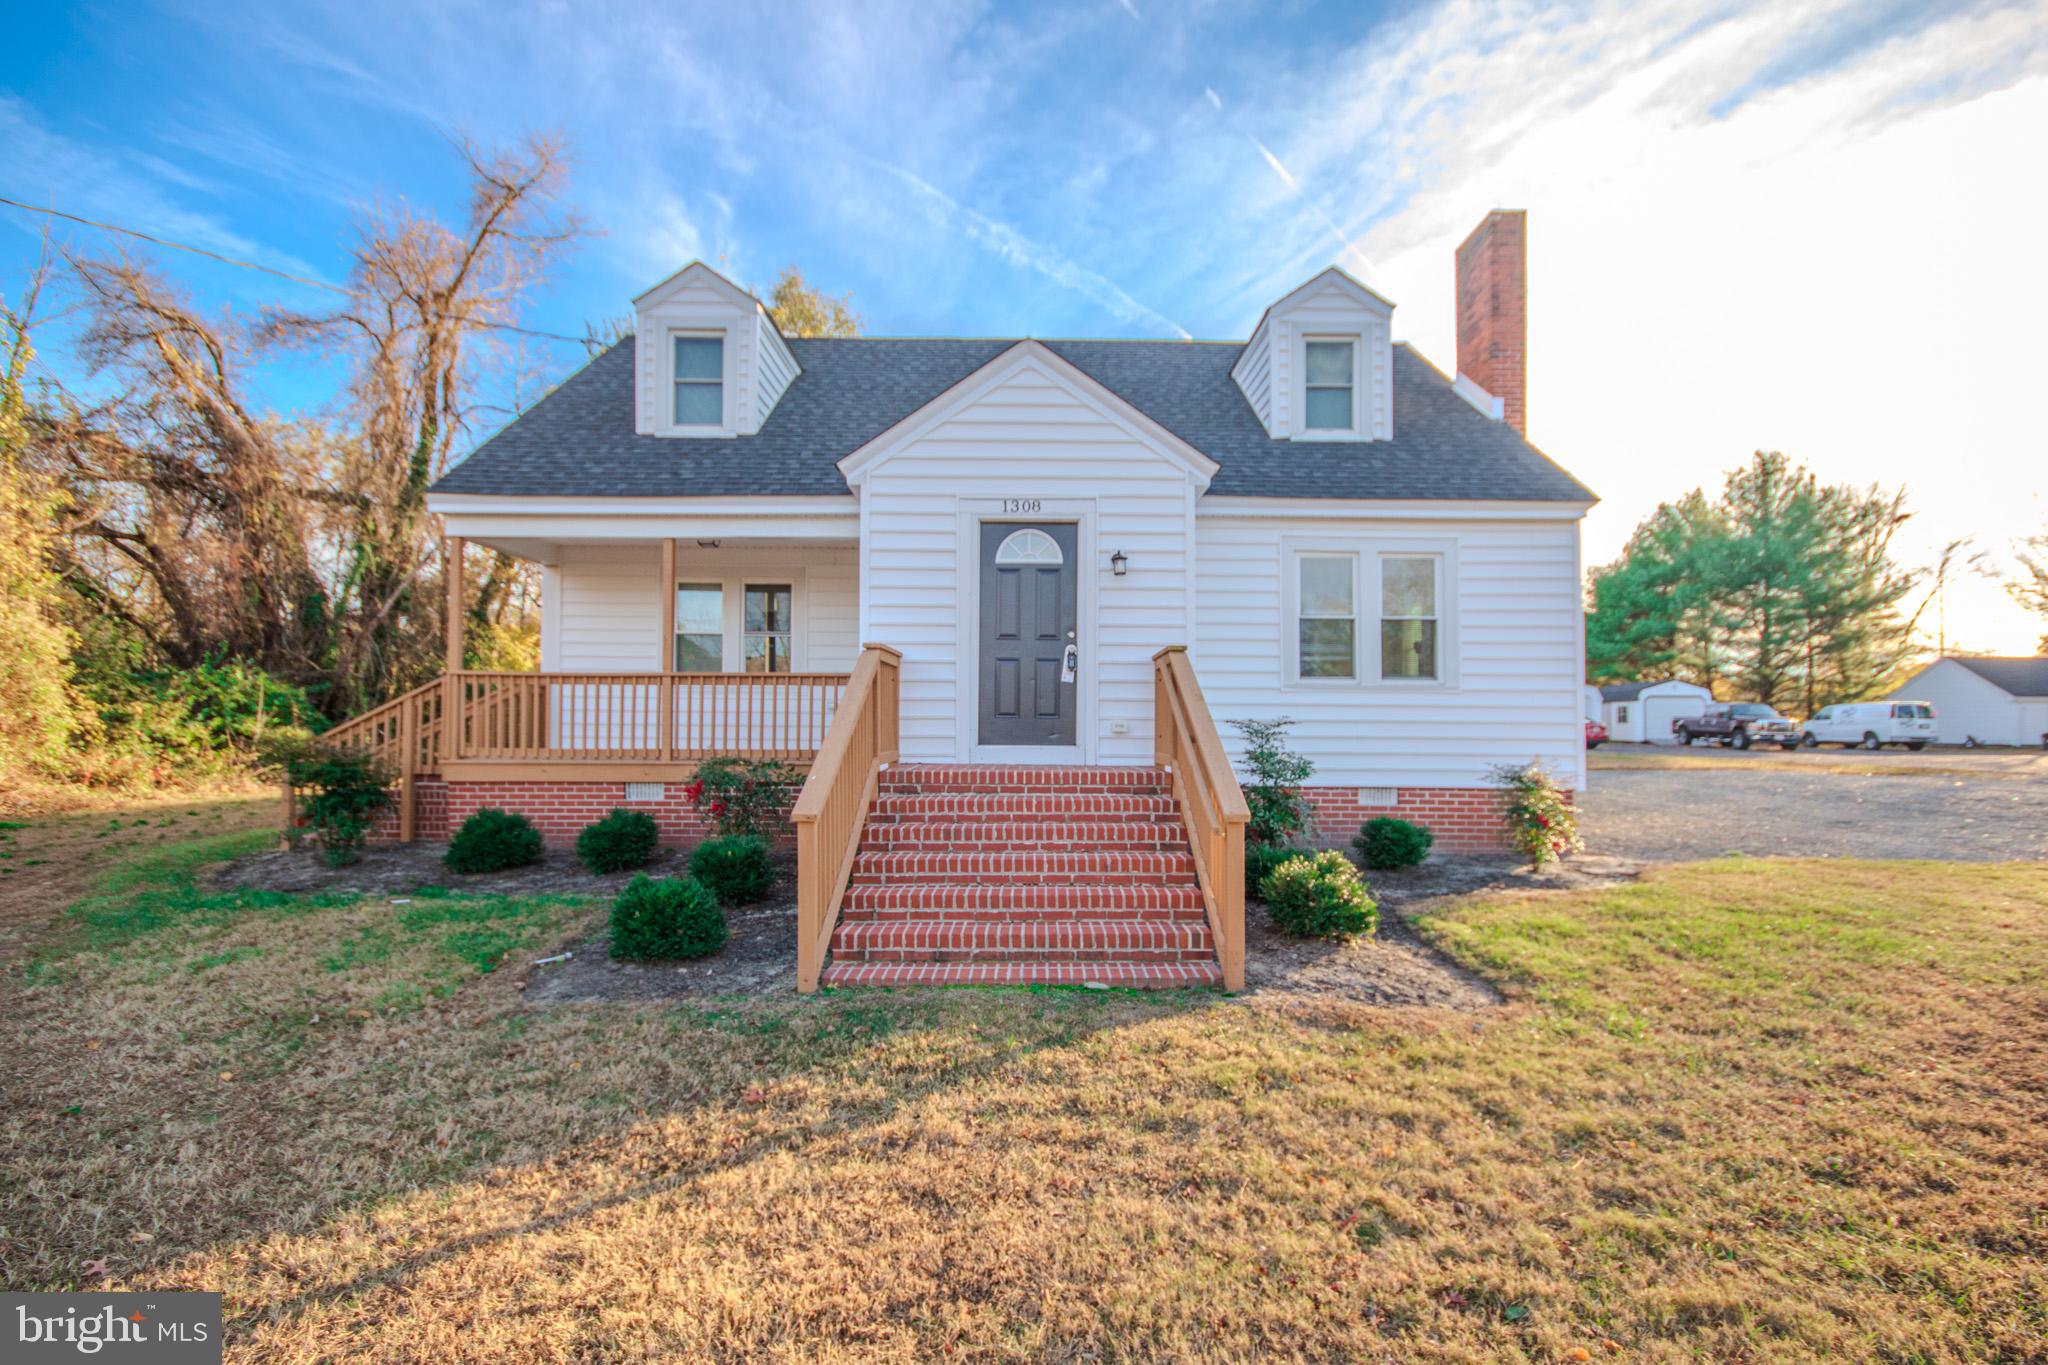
left=366, top=777, right=451, bottom=843
left=368, top=778, right=793, bottom=850
left=1299, top=785, right=1516, bottom=854
left=361, top=775, right=1522, bottom=858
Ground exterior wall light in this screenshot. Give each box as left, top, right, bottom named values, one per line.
left=1110, top=549, right=1128, bottom=576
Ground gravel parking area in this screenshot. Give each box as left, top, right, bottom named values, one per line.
left=1581, top=764, right=2048, bottom=861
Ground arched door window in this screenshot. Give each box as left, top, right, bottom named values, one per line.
left=993, top=528, right=1064, bottom=566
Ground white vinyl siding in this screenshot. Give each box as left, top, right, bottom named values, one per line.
left=856, top=354, right=1199, bottom=765
left=548, top=542, right=859, bottom=673
left=1231, top=270, right=1393, bottom=441
left=1198, top=515, right=1585, bottom=789
left=1230, top=314, right=1275, bottom=428
left=633, top=264, right=800, bottom=437
left=752, top=312, right=801, bottom=428
left=1887, top=658, right=2045, bottom=746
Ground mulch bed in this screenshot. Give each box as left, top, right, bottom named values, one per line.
left=1240, top=853, right=1641, bottom=1008
left=217, top=840, right=1640, bottom=1011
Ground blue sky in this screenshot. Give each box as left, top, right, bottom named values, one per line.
left=6, top=0, right=2048, bottom=650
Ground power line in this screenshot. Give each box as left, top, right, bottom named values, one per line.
left=0, top=193, right=589, bottom=345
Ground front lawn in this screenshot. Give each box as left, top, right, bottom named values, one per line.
left=3, top=837, right=2043, bottom=1361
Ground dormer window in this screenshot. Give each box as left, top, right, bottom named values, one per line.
left=672, top=334, right=724, bottom=427
left=1304, top=339, right=1355, bottom=431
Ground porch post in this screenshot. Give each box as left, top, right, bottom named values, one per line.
left=658, top=537, right=677, bottom=759
left=444, top=534, right=465, bottom=761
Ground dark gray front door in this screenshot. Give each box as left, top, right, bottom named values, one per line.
left=978, top=522, right=1078, bottom=747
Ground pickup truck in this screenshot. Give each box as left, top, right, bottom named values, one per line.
left=1673, top=702, right=1800, bottom=750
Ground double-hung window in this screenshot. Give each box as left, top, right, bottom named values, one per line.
left=672, top=334, right=724, bottom=426
left=1303, top=339, right=1355, bottom=431
left=743, top=584, right=793, bottom=674
left=674, top=583, right=723, bottom=670
left=1296, top=554, right=1357, bottom=679
left=1380, top=555, right=1440, bottom=680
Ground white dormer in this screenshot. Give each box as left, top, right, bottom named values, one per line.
left=1232, top=267, right=1394, bottom=442
left=633, top=262, right=800, bottom=438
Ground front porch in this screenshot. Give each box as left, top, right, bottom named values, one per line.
left=317, top=640, right=1248, bottom=993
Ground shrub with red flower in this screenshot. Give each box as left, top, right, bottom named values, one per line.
left=1490, top=761, right=1583, bottom=868
left=685, top=758, right=799, bottom=837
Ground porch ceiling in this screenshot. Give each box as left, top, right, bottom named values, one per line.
left=433, top=495, right=861, bottom=565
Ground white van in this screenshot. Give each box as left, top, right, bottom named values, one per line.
left=1800, top=701, right=1938, bottom=750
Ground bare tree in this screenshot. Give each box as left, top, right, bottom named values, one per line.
left=26, top=134, right=582, bottom=720
left=57, top=254, right=337, bottom=678
left=261, top=133, right=584, bottom=709
left=2012, top=532, right=2048, bottom=652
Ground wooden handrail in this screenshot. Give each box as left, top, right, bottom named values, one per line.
left=1152, top=646, right=1248, bottom=991
left=314, top=678, right=447, bottom=844
left=321, top=679, right=447, bottom=780
left=792, top=644, right=902, bottom=993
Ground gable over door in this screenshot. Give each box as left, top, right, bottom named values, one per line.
left=978, top=523, right=1078, bottom=747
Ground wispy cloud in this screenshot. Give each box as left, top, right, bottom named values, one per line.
left=877, top=161, right=1191, bottom=339
left=0, top=94, right=333, bottom=292
left=10, top=0, right=2046, bottom=647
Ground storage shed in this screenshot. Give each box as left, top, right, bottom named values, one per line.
left=1598, top=679, right=1713, bottom=744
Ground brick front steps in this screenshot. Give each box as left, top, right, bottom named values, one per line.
left=819, top=764, right=1222, bottom=990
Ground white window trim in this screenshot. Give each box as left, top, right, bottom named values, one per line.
left=1376, top=551, right=1445, bottom=684
left=740, top=580, right=797, bottom=675
left=1295, top=332, right=1362, bottom=440
left=670, top=568, right=809, bottom=672
left=1280, top=535, right=1459, bottom=691
left=1287, top=551, right=1359, bottom=686
left=667, top=328, right=732, bottom=435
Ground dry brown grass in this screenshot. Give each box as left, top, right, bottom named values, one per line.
left=3, top=836, right=2044, bottom=1361
left=0, top=790, right=275, bottom=965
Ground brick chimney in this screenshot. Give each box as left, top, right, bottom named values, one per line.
left=1454, top=209, right=1527, bottom=434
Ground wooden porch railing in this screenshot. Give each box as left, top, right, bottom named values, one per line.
left=445, top=671, right=848, bottom=762
left=1153, top=646, right=1248, bottom=991
left=312, top=670, right=851, bottom=842
left=792, top=644, right=902, bottom=993
left=317, top=679, right=447, bottom=842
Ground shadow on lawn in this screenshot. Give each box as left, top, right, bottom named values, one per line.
left=205, top=983, right=1194, bottom=1334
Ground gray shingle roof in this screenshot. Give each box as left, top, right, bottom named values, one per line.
left=430, top=337, right=1595, bottom=502
left=1598, top=679, right=1703, bottom=702
left=1946, top=656, right=2048, bottom=697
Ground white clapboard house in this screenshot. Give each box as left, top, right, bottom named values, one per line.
left=1888, top=656, right=2048, bottom=747
left=325, top=210, right=1595, bottom=991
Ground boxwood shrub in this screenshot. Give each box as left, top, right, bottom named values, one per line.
left=1353, top=816, right=1433, bottom=870
left=609, top=874, right=727, bottom=960
left=687, top=834, right=776, bottom=905
left=1263, top=851, right=1378, bottom=939
left=577, top=808, right=660, bottom=874
left=1245, top=842, right=1301, bottom=900
left=445, top=807, right=544, bottom=874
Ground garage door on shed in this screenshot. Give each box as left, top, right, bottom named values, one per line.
left=1644, top=695, right=1705, bottom=745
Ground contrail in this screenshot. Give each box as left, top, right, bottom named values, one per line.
left=1206, top=86, right=1380, bottom=281
left=879, top=161, right=1193, bottom=339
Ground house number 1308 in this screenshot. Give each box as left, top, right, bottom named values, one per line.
left=1002, top=499, right=1041, bottom=513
